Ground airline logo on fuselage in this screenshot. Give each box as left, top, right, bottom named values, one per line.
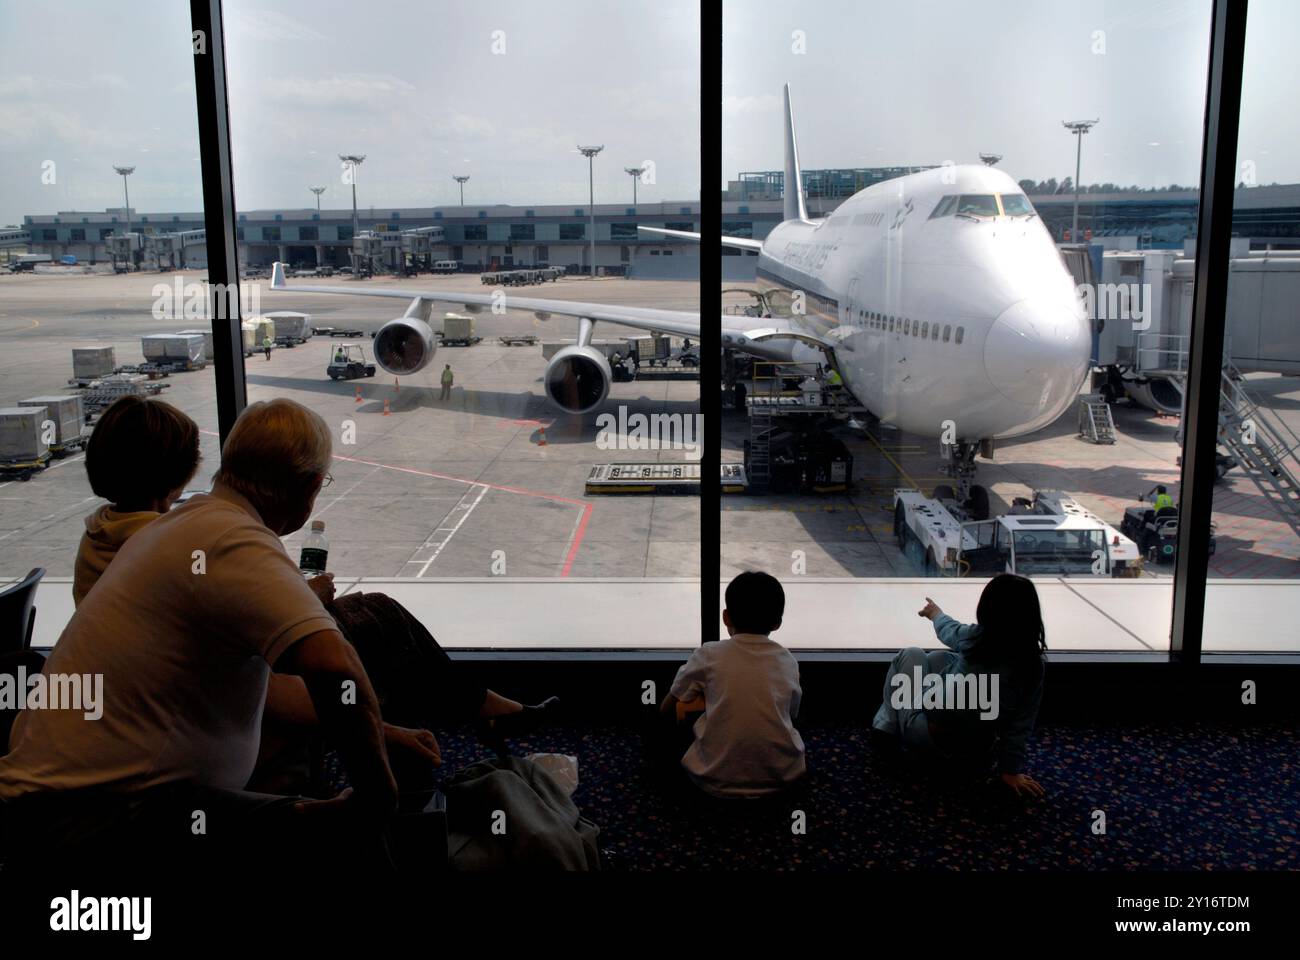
left=781, top=239, right=835, bottom=273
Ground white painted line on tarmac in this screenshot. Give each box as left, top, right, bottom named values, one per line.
left=402, top=482, right=490, bottom=578
left=0, top=495, right=97, bottom=544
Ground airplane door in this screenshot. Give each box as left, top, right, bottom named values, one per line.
left=840, top=276, right=861, bottom=353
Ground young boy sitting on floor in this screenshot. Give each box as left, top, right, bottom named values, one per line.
left=659, top=570, right=805, bottom=798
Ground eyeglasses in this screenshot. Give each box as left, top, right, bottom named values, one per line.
left=322, top=473, right=334, bottom=487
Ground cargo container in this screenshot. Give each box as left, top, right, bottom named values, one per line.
left=141, top=333, right=206, bottom=368
left=18, top=395, right=84, bottom=448
left=263, top=311, right=312, bottom=344
left=176, top=328, right=215, bottom=361
left=240, top=322, right=258, bottom=355
left=250, top=318, right=275, bottom=347
left=0, top=407, right=49, bottom=462
left=438, top=313, right=480, bottom=346
left=72, top=346, right=116, bottom=379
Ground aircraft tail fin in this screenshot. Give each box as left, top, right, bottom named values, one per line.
left=783, top=84, right=808, bottom=223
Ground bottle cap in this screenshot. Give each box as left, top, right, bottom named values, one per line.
left=310, top=520, right=325, bottom=532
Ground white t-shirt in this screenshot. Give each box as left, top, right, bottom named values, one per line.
left=0, top=489, right=337, bottom=798
left=669, top=633, right=805, bottom=798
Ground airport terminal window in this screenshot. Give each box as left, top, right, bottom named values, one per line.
left=719, top=0, right=1224, bottom=656
left=0, top=1, right=223, bottom=612
left=1202, top=0, right=1300, bottom=652
left=218, top=0, right=700, bottom=640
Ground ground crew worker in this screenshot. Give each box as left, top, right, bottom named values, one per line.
left=826, top=367, right=844, bottom=388
left=440, top=364, right=454, bottom=401
left=1151, top=485, right=1175, bottom=512
left=263, top=335, right=274, bottom=361
left=334, top=347, right=346, bottom=364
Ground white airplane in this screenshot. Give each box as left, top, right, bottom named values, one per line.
left=643, top=84, right=1091, bottom=517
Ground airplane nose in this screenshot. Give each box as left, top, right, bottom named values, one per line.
left=984, top=298, right=1089, bottom=408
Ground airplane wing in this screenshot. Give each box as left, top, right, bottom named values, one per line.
left=637, top=225, right=764, bottom=252
left=719, top=314, right=833, bottom=362
left=269, top=262, right=699, bottom=338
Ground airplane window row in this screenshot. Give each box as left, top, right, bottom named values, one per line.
left=856, top=308, right=964, bottom=344
left=928, top=193, right=1035, bottom=219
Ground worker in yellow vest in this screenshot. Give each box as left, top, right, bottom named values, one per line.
left=262, top=335, right=273, bottom=361
left=1150, top=485, right=1175, bottom=512
left=826, top=367, right=844, bottom=389
left=440, top=364, right=454, bottom=401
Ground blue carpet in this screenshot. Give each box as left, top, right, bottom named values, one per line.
left=340, top=720, right=1299, bottom=871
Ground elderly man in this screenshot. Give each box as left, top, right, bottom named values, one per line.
left=0, top=399, right=397, bottom=871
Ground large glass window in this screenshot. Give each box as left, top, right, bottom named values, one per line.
left=223, top=0, right=700, bottom=646
left=1205, top=0, right=1300, bottom=652
left=721, top=0, right=1213, bottom=653
left=0, top=0, right=224, bottom=643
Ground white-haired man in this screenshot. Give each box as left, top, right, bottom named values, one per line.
left=0, top=399, right=397, bottom=871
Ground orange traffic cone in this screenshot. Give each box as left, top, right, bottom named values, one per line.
left=354, top=386, right=362, bottom=403
left=537, top=426, right=547, bottom=446
left=383, top=399, right=391, bottom=416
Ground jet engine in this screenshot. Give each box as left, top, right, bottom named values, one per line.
left=544, top=344, right=611, bottom=414
left=1123, top=376, right=1183, bottom=415
left=373, top=317, right=437, bottom=376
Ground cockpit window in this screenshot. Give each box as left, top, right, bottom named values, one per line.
left=929, top=195, right=958, bottom=219
left=1000, top=193, right=1035, bottom=217
left=956, top=195, right=999, bottom=217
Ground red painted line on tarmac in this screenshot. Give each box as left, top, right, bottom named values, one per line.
left=200, top=429, right=592, bottom=574
left=560, top=503, right=593, bottom=578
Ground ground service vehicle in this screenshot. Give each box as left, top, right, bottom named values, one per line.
left=326, top=343, right=377, bottom=380
left=894, top=488, right=1142, bottom=577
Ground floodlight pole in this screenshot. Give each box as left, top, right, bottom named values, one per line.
left=579, top=146, right=604, bottom=277
left=1062, top=120, right=1099, bottom=240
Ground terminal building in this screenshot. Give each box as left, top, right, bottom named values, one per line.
left=10, top=174, right=1300, bottom=278
left=722, top=168, right=1300, bottom=249
left=9, top=201, right=704, bottom=276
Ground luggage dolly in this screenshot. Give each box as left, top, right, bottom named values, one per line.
left=0, top=452, right=52, bottom=481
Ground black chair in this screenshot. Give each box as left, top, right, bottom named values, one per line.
left=0, top=568, right=45, bottom=656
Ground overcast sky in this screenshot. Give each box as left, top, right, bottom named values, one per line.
left=724, top=0, right=1300, bottom=192
left=4, top=1, right=1299, bottom=227
left=0, top=0, right=700, bottom=225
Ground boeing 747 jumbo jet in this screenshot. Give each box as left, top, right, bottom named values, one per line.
left=644, top=85, right=1092, bottom=519
left=269, top=84, right=1088, bottom=517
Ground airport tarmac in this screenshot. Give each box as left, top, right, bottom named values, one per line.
left=719, top=316, right=1300, bottom=581
left=0, top=269, right=700, bottom=580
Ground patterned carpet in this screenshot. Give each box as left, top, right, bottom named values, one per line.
left=348, top=720, right=1299, bottom=871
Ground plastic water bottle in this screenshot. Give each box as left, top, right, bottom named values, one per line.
left=299, top=520, right=328, bottom=577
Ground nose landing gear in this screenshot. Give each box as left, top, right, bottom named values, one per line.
left=938, top=440, right=992, bottom=520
